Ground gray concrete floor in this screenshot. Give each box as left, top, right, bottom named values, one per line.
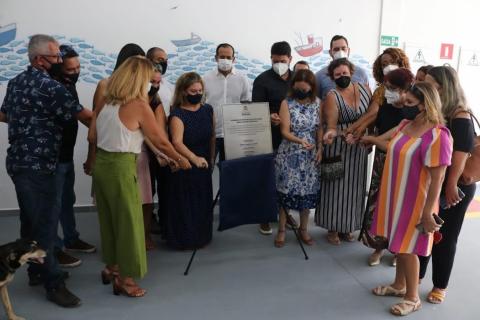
left=0, top=210, right=479, bottom=320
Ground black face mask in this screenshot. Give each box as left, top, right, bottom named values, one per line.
left=186, top=93, right=202, bottom=105
left=402, top=104, right=422, bottom=120
left=63, top=72, right=80, bottom=85
left=47, top=62, right=63, bottom=79
left=148, top=85, right=160, bottom=97
left=335, top=75, right=351, bottom=89
left=293, top=89, right=311, bottom=100
left=156, top=61, right=168, bottom=75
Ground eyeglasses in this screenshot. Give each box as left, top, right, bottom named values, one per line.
left=39, top=53, right=63, bottom=63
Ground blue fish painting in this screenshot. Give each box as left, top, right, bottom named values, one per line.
left=88, top=66, right=102, bottom=72
left=8, top=40, right=23, bottom=47
left=69, top=38, right=85, bottom=43
left=78, top=43, right=93, bottom=49
left=0, top=32, right=374, bottom=87
left=235, top=64, right=247, bottom=70
left=6, top=55, right=22, bottom=60
left=90, top=60, right=104, bottom=66
left=83, top=53, right=96, bottom=59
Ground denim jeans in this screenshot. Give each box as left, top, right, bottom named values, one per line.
left=54, top=162, right=80, bottom=249
left=11, top=170, right=64, bottom=290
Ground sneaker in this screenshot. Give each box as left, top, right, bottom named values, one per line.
left=56, top=251, right=82, bottom=268
left=258, top=223, right=272, bottom=235
left=65, top=239, right=96, bottom=253
left=46, top=283, right=81, bottom=308
left=29, top=271, right=70, bottom=287
left=286, top=214, right=298, bottom=229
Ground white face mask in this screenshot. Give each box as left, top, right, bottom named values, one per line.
left=272, top=62, right=289, bottom=76
left=333, top=50, right=348, bottom=60
left=383, top=64, right=399, bottom=76
left=384, top=89, right=401, bottom=104
left=217, top=59, right=233, bottom=72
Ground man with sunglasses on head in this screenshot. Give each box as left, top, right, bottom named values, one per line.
left=0, top=34, right=91, bottom=308
left=48, top=45, right=96, bottom=269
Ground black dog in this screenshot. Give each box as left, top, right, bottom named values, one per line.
left=0, top=239, right=46, bottom=320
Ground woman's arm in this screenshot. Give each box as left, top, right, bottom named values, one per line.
left=421, top=165, right=447, bottom=232
left=360, top=125, right=397, bottom=151
left=444, top=112, right=473, bottom=207
left=210, top=113, right=216, bottom=166
left=278, top=99, right=313, bottom=148
left=84, top=79, right=108, bottom=175
left=315, top=104, right=323, bottom=163
left=169, top=116, right=207, bottom=169
left=139, top=104, right=191, bottom=170
left=322, top=92, right=339, bottom=145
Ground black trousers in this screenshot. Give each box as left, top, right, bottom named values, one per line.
left=419, top=182, right=477, bottom=289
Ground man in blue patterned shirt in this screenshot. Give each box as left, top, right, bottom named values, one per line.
left=0, top=34, right=91, bottom=308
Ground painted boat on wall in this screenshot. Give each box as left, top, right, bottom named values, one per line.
left=171, top=33, right=201, bottom=47
left=0, top=23, right=16, bottom=47
left=295, top=34, right=323, bottom=57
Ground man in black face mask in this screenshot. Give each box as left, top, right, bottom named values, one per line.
left=50, top=45, right=97, bottom=269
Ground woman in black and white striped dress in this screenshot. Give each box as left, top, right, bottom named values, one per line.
left=315, top=58, right=371, bottom=245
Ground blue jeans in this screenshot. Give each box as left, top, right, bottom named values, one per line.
left=11, top=170, right=64, bottom=290
left=54, top=162, right=80, bottom=249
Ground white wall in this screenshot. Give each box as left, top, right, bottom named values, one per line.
left=380, top=0, right=480, bottom=112
left=0, top=0, right=382, bottom=210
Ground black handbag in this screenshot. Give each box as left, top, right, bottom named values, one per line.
left=320, top=155, right=344, bottom=180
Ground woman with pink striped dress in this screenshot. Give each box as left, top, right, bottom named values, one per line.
left=361, top=82, right=452, bottom=316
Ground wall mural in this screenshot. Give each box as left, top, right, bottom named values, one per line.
left=0, top=24, right=373, bottom=85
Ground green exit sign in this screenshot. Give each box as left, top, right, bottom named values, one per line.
left=380, top=35, right=399, bottom=47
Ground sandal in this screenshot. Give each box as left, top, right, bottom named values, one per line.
left=427, top=287, right=446, bottom=304
left=101, top=267, right=119, bottom=285
left=274, top=230, right=286, bottom=248
left=368, top=250, right=384, bottom=266
left=372, top=285, right=406, bottom=297
left=327, top=231, right=341, bottom=245
left=113, top=276, right=146, bottom=297
left=340, top=232, right=355, bottom=242
left=390, top=299, right=421, bottom=316
left=298, top=228, right=314, bottom=246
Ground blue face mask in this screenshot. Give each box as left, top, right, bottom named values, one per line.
left=402, top=104, right=421, bottom=120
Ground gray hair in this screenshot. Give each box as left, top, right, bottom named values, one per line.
left=28, top=34, right=58, bottom=62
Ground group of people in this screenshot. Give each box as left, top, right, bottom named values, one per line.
left=0, top=33, right=477, bottom=317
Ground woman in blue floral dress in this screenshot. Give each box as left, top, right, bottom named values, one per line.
left=274, top=69, right=322, bottom=247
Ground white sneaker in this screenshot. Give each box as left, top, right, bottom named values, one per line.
left=258, top=224, right=273, bottom=235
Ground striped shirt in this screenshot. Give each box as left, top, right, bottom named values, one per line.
left=371, top=120, right=452, bottom=256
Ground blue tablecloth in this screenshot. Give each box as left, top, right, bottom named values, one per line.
left=218, top=154, right=278, bottom=231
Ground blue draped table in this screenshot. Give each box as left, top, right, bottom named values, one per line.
left=218, top=153, right=278, bottom=231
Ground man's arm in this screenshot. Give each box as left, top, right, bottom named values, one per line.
left=0, top=111, right=6, bottom=123
left=252, top=76, right=267, bottom=103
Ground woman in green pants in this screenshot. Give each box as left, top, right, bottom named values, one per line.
left=89, top=56, right=191, bottom=297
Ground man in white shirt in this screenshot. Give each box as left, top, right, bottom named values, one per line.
left=203, top=43, right=251, bottom=161
left=147, top=47, right=174, bottom=116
